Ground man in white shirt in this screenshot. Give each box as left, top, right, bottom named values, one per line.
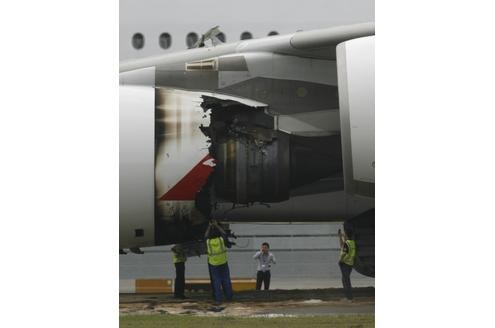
left=253, top=242, right=276, bottom=290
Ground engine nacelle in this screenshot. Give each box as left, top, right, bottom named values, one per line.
left=120, top=83, right=155, bottom=248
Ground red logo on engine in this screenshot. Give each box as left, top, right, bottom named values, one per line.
left=159, top=154, right=215, bottom=201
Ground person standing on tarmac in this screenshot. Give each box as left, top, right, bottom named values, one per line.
left=338, top=227, right=356, bottom=301
left=206, top=226, right=233, bottom=304
left=253, top=242, right=276, bottom=290
left=171, top=245, right=187, bottom=299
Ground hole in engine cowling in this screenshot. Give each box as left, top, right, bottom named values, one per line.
left=199, top=95, right=343, bottom=206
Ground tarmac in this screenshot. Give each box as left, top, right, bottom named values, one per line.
left=120, top=223, right=375, bottom=317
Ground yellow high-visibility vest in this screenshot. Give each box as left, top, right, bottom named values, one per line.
left=341, top=239, right=356, bottom=266
left=172, top=251, right=186, bottom=264
left=206, top=237, right=228, bottom=266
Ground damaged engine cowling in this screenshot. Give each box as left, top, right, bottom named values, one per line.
left=151, top=91, right=347, bottom=247
left=200, top=96, right=343, bottom=204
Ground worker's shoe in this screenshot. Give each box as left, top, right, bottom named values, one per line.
left=209, top=305, right=224, bottom=312
left=129, top=247, right=144, bottom=254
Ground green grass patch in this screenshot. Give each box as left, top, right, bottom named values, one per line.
left=120, top=314, right=374, bottom=328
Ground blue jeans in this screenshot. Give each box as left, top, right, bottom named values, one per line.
left=339, top=262, right=353, bottom=299
left=210, top=262, right=233, bottom=302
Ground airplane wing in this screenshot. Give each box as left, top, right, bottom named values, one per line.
left=290, top=23, right=374, bottom=51
left=120, top=22, right=374, bottom=72
left=264, top=22, right=375, bottom=60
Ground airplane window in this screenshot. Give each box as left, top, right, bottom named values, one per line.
left=217, top=32, right=226, bottom=43
left=186, top=32, right=198, bottom=48
left=268, top=31, right=279, bottom=36
left=240, top=32, right=253, bottom=40
left=159, top=33, right=172, bottom=49
left=132, top=33, right=145, bottom=49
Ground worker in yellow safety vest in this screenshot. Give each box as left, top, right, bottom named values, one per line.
left=171, top=245, right=187, bottom=299
left=338, top=227, right=356, bottom=301
left=206, top=226, right=233, bottom=303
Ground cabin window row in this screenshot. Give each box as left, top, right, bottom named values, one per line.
left=131, top=31, right=279, bottom=49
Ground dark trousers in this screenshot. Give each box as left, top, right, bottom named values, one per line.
left=210, top=263, right=233, bottom=302
left=174, top=262, right=185, bottom=297
left=208, top=263, right=216, bottom=299
left=256, top=270, right=271, bottom=290
left=339, top=262, right=353, bottom=299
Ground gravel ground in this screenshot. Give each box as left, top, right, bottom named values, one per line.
left=120, top=287, right=374, bottom=317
